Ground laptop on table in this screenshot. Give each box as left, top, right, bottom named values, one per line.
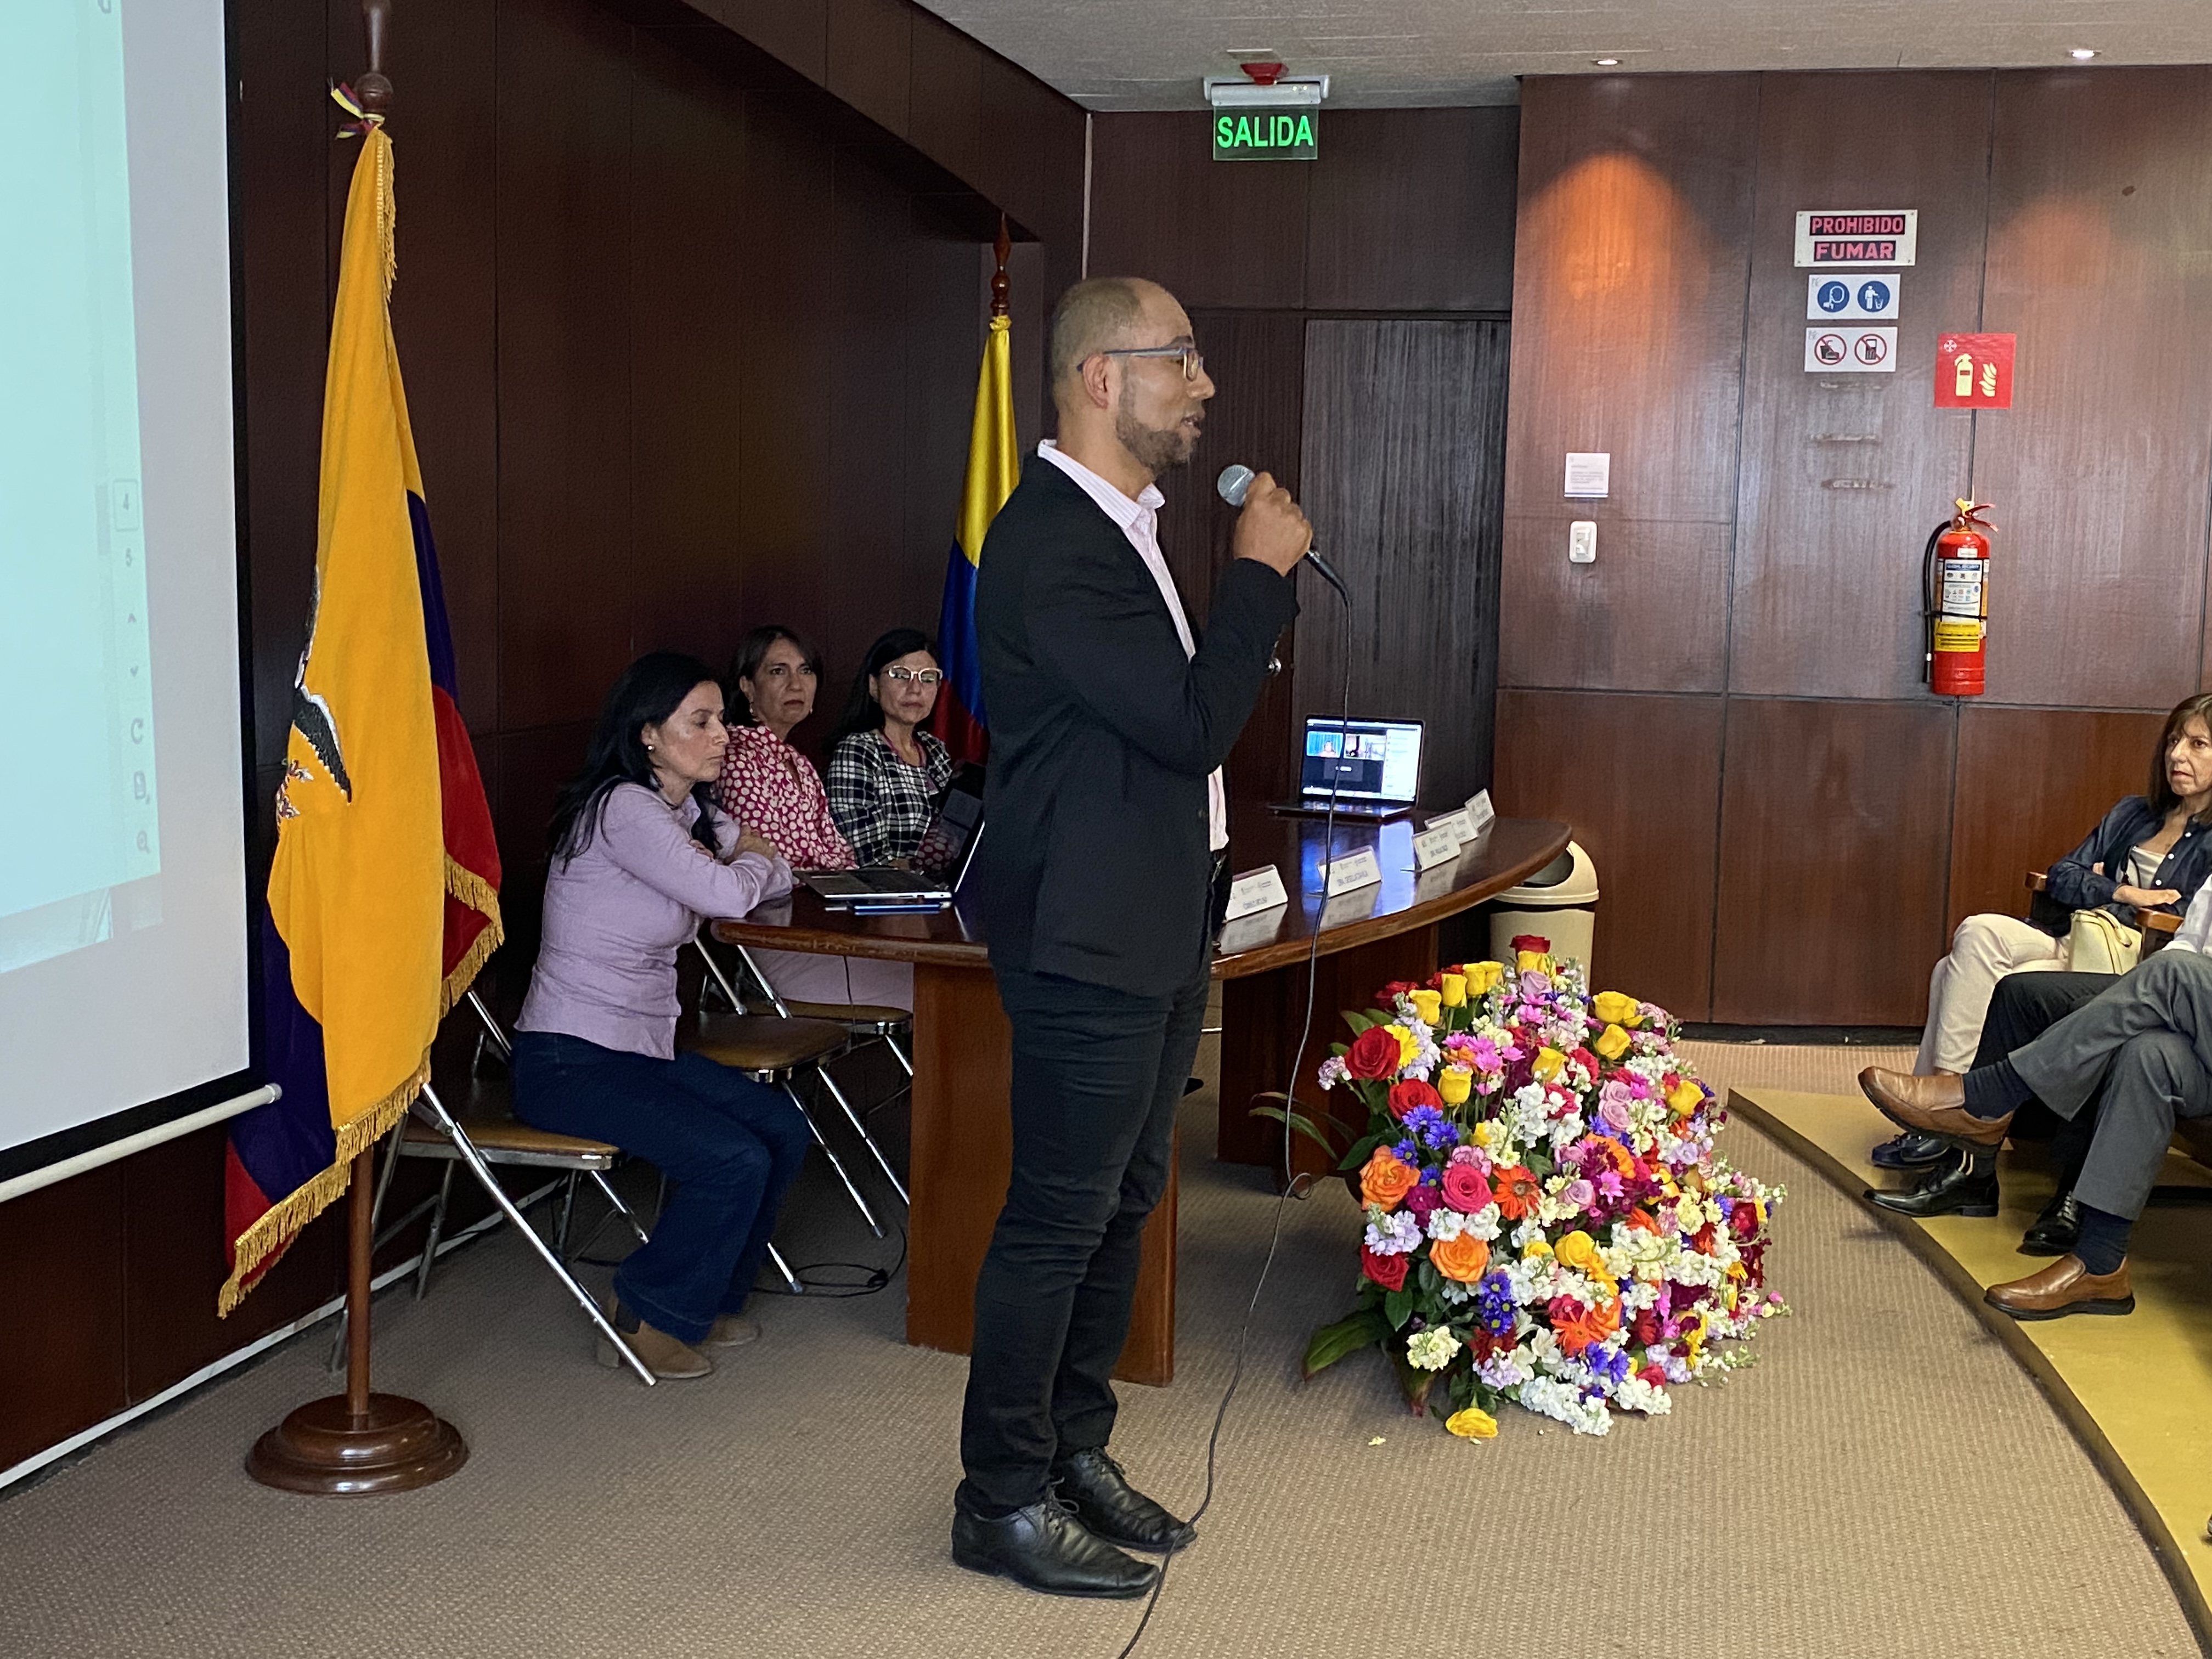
left=803, top=764, right=986, bottom=906
left=1271, top=716, right=1425, bottom=822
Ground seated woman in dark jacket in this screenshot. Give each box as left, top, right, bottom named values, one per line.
left=512, top=651, right=807, bottom=1381
left=826, top=628, right=955, bottom=867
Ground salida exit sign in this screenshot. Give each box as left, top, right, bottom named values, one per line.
left=1213, top=108, right=1318, bottom=161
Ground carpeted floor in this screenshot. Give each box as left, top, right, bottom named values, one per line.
left=0, top=1037, right=2196, bottom=1658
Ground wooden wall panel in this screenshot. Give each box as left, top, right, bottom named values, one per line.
left=1976, top=68, right=2212, bottom=710
left=905, top=9, right=983, bottom=188
left=1296, top=319, right=1509, bottom=806
left=825, top=0, right=911, bottom=139
left=973, top=56, right=1087, bottom=250
left=1499, top=517, right=1731, bottom=694
left=0, top=1167, right=126, bottom=1470
left=1494, top=690, right=1723, bottom=1019
left=1087, top=114, right=1311, bottom=309
left=495, top=0, right=637, bottom=730
left=1500, top=77, right=1760, bottom=692
left=382, top=0, right=502, bottom=731
left=1713, top=698, right=1956, bottom=1025
left=1947, top=704, right=2170, bottom=930
left=1305, top=108, right=1518, bottom=314
left=1729, top=72, right=1991, bottom=700
left=628, top=33, right=748, bottom=672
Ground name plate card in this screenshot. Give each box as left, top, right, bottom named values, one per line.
left=1322, top=845, right=1383, bottom=896
left=1411, top=823, right=1463, bottom=871
left=1424, top=808, right=1473, bottom=847
left=1223, top=864, right=1291, bottom=921
left=1463, top=789, right=1496, bottom=836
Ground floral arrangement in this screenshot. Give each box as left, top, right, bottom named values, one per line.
left=1294, top=937, right=1784, bottom=1437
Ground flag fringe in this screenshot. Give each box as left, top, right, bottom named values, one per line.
left=440, top=855, right=505, bottom=1016
left=215, top=1054, right=429, bottom=1319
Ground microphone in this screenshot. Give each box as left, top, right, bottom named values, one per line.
left=1216, top=464, right=1350, bottom=602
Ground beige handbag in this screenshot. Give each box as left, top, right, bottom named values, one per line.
left=2066, top=907, right=2143, bottom=974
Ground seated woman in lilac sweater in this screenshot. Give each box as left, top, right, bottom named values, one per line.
left=513, top=651, right=806, bottom=1381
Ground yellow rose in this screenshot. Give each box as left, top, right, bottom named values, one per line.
left=1409, top=989, right=1442, bottom=1026
left=1385, top=1024, right=1418, bottom=1070
left=1515, top=949, right=1553, bottom=975
left=1531, top=1046, right=1567, bottom=1083
left=1440, top=972, right=1468, bottom=1007
left=1445, top=1407, right=1498, bottom=1440
left=1438, top=1064, right=1472, bottom=1105
left=1667, top=1077, right=1705, bottom=1117
left=1553, top=1229, right=1601, bottom=1273
left=1521, top=1235, right=1553, bottom=1260
left=1593, top=1023, right=1631, bottom=1061
left=1590, top=991, right=1643, bottom=1028
left=1467, top=961, right=1506, bottom=994
left=1470, top=1121, right=1492, bottom=1147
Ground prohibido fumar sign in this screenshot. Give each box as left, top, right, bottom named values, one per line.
left=1213, top=109, right=1319, bottom=161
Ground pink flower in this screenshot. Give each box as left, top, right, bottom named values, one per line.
left=1403, top=1184, right=1444, bottom=1224
left=1440, top=1162, right=1493, bottom=1214
left=1558, top=1177, right=1596, bottom=1212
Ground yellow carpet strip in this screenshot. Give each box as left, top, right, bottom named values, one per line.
left=1730, top=1085, right=2212, bottom=1648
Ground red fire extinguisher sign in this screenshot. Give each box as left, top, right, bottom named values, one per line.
left=1934, top=332, right=2016, bottom=409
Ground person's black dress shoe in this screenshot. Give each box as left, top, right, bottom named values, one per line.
left=1051, top=1447, right=1197, bottom=1553
left=951, top=1499, right=1158, bottom=1599
left=1871, top=1130, right=1951, bottom=1170
left=2021, top=1190, right=2081, bottom=1256
left=1866, top=1151, right=1999, bottom=1218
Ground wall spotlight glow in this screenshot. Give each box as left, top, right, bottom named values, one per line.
left=2069, top=47, right=2098, bottom=60
left=1594, top=57, right=1620, bottom=66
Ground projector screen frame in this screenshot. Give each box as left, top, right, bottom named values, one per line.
left=0, top=9, right=269, bottom=1199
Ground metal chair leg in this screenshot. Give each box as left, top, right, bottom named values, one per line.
left=414, top=1161, right=456, bottom=1301
left=555, top=1171, right=579, bottom=1257
left=885, top=1031, right=913, bottom=1078
left=417, top=1083, right=658, bottom=1387
left=589, top=1168, right=652, bottom=1245
left=815, top=1064, right=909, bottom=1205
left=765, top=1241, right=802, bottom=1295
left=784, top=1080, right=884, bottom=1238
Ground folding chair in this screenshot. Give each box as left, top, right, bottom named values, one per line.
left=693, top=929, right=912, bottom=1206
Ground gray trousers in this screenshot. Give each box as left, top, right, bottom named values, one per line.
left=2010, top=949, right=2212, bottom=1219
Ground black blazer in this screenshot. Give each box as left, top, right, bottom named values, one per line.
left=973, top=455, right=1300, bottom=996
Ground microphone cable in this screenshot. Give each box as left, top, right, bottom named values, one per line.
left=1111, top=566, right=1355, bottom=1659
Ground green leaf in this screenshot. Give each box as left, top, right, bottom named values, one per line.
left=1301, top=1309, right=1387, bottom=1379
left=1337, top=1131, right=1385, bottom=1172
left=1248, top=1101, right=1342, bottom=1159
left=1388, top=1343, right=1436, bottom=1414
left=1415, top=1258, right=1441, bottom=1295
left=1383, top=1288, right=1415, bottom=1330
left=1341, top=1009, right=1376, bottom=1035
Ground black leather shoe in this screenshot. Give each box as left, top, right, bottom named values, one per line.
left=2021, top=1191, right=2081, bottom=1256
left=1871, top=1131, right=1951, bottom=1170
left=1051, top=1447, right=1197, bottom=1553
left=951, top=1499, right=1158, bottom=1599
left=1866, top=1151, right=1999, bottom=1218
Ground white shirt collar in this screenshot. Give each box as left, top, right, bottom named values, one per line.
left=1037, top=439, right=1164, bottom=526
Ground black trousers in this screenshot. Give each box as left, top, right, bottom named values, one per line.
left=956, top=957, right=1211, bottom=1516
left=1971, top=969, right=2117, bottom=1185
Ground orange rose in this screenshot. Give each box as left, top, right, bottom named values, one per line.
left=1429, top=1232, right=1491, bottom=1284
left=1359, top=1146, right=1420, bottom=1211
left=1491, top=1163, right=1540, bottom=1220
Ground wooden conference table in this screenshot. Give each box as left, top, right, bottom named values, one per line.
left=712, top=811, right=1567, bottom=1385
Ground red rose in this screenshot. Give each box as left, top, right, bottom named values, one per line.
left=1378, top=979, right=1418, bottom=1001
left=1636, top=1363, right=1669, bottom=1387
left=1361, top=1246, right=1408, bottom=1291
left=1630, top=1307, right=1664, bottom=1347
left=1729, top=1202, right=1761, bottom=1242
left=1440, top=1162, right=1492, bottom=1214
left=1510, top=933, right=1551, bottom=955
left=1387, top=1079, right=1442, bottom=1118
left=1345, top=1025, right=1402, bottom=1079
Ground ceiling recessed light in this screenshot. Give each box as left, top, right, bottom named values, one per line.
left=2069, top=47, right=2098, bottom=60
left=1593, top=57, right=1620, bottom=66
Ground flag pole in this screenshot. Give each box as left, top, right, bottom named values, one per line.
left=992, top=213, right=1010, bottom=318
left=247, top=2, right=466, bottom=1494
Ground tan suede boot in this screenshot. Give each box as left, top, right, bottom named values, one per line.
left=703, top=1313, right=761, bottom=1348
left=595, top=1295, right=713, bottom=1379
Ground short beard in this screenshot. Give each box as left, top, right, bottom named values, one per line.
left=1115, top=380, right=1198, bottom=474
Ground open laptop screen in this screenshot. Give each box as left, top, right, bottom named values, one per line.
left=1300, top=718, right=1424, bottom=805
left=910, top=764, right=985, bottom=879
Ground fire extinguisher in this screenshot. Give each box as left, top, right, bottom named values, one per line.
left=1922, top=499, right=1995, bottom=697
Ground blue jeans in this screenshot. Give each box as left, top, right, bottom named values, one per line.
left=511, top=1032, right=810, bottom=1344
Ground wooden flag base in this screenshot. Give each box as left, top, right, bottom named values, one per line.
left=246, top=1392, right=467, bottom=1495
left=246, top=1141, right=468, bottom=1496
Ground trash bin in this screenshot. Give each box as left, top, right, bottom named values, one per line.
left=1488, top=840, right=1599, bottom=974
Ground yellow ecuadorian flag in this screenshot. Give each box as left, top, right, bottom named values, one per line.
left=929, top=309, right=1019, bottom=761
left=219, top=123, right=448, bottom=1313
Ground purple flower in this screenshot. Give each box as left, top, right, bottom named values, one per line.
left=1391, top=1138, right=1419, bottom=1163
left=1403, top=1185, right=1444, bottom=1223
left=1471, top=1271, right=1519, bottom=1338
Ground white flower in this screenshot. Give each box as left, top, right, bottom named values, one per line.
left=1463, top=1203, right=1502, bottom=1242
left=1364, top=1209, right=1422, bottom=1256
left=1509, top=1218, right=1548, bottom=1251
left=1317, top=1055, right=1350, bottom=1091
left=1426, top=1207, right=1468, bottom=1242
left=1475, top=1350, right=1530, bottom=1389
left=1518, top=1374, right=1611, bottom=1436
left=1612, top=1374, right=1672, bottom=1416
left=1405, top=1327, right=1461, bottom=1371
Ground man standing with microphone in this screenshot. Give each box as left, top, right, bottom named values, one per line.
left=952, top=277, right=1312, bottom=1598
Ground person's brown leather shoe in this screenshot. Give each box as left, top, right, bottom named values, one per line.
left=595, top=1295, right=713, bottom=1379
left=1857, top=1067, right=2011, bottom=1149
left=1985, top=1255, right=2134, bottom=1321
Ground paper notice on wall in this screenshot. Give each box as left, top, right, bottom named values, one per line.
left=1563, top=453, right=1610, bottom=499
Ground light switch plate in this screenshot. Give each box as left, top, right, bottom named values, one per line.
left=1568, top=521, right=1597, bottom=563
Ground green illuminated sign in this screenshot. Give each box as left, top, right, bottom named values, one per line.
left=1212, top=108, right=1318, bottom=162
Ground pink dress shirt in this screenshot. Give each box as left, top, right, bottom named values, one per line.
left=714, top=724, right=855, bottom=871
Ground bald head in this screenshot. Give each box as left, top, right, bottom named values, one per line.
left=1048, top=277, right=1167, bottom=391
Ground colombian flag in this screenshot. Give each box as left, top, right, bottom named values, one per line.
left=928, top=310, right=1019, bottom=763
left=219, top=117, right=501, bottom=1314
